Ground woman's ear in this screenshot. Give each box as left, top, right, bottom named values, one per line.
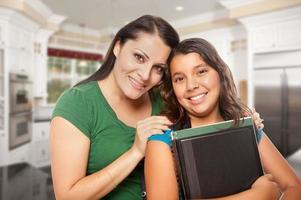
left=113, top=41, right=121, bottom=58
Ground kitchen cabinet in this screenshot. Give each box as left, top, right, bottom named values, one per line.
left=251, top=22, right=301, bottom=53
left=250, top=13, right=301, bottom=53
left=31, top=122, right=50, bottom=167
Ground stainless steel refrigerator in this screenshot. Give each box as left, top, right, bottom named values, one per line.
left=254, top=67, right=301, bottom=157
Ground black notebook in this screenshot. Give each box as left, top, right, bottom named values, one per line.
left=171, top=117, right=263, bottom=199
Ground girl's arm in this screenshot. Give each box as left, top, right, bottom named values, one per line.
left=144, top=140, right=281, bottom=200
left=259, top=133, right=301, bottom=200
left=145, top=141, right=179, bottom=200
left=50, top=117, right=144, bottom=200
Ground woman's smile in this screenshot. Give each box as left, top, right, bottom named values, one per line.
left=128, top=76, right=145, bottom=91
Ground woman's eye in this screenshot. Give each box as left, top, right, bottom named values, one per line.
left=154, top=66, right=164, bottom=75
left=134, top=53, right=145, bottom=63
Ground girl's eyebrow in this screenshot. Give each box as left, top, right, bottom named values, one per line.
left=171, top=63, right=207, bottom=77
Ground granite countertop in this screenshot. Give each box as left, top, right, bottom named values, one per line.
left=0, top=163, right=55, bottom=200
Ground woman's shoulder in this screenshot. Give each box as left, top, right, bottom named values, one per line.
left=59, top=81, right=98, bottom=101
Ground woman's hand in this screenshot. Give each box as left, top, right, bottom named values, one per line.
left=251, top=174, right=282, bottom=199
left=249, top=108, right=264, bottom=130
left=131, top=116, right=172, bottom=158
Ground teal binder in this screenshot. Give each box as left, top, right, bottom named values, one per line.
left=172, top=117, right=263, bottom=199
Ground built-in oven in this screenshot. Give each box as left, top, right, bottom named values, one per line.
left=9, top=73, right=32, bottom=150
left=9, top=112, right=32, bottom=150
left=9, top=73, right=32, bottom=114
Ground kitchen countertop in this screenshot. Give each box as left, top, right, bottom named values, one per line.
left=0, top=163, right=55, bottom=200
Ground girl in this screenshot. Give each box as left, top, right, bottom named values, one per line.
left=145, top=38, right=301, bottom=199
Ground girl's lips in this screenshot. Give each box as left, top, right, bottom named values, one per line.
left=128, top=76, right=145, bottom=90
left=188, top=93, right=207, bottom=105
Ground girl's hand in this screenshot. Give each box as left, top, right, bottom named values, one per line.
left=250, top=108, right=264, bottom=130
left=132, top=116, right=172, bottom=158
left=251, top=174, right=282, bottom=199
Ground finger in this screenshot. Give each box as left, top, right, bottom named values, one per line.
left=142, top=124, right=171, bottom=134
left=145, top=129, right=166, bottom=137
left=139, top=116, right=173, bottom=126
left=139, top=119, right=173, bottom=131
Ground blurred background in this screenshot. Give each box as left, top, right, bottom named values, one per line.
left=0, top=0, right=301, bottom=199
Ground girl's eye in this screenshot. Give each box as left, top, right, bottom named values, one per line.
left=134, top=53, right=145, bottom=63
left=174, top=76, right=184, bottom=83
left=197, top=69, right=207, bottom=75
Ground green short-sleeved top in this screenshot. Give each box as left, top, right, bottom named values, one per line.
left=52, top=81, right=163, bottom=200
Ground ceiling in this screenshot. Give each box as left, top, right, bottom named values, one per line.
left=41, top=0, right=224, bottom=31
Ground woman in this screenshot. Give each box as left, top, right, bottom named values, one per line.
left=50, top=15, right=179, bottom=200
left=145, top=38, right=301, bottom=199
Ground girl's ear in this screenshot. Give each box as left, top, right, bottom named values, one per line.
left=113, top=41, right=121, bottom=58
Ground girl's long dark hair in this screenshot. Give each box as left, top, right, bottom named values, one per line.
left=76, top=15, right=179, bottom=86
left=160, top=38, right=250, bottom=129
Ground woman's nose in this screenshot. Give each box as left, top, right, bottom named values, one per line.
left=138, top=64, right=152, bottom=81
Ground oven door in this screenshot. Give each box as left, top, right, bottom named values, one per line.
left=9, top=112, right=32, bottom=150
left=9, top=74, right=32, bottom=114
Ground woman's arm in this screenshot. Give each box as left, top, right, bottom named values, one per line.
left=259, top=133, right=301, bottom=199
left=50, top=117, right=143, bottom=200
left=145, top=141, right=179, bottom=200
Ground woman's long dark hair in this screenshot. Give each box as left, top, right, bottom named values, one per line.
left=160, top=38, right=250, bottom=129
left=76, top=15, right=179, bottom=86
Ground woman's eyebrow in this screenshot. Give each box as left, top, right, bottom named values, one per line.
left=134, top=48, right=149, bottom=59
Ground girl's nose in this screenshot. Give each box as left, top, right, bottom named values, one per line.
left=186, top=77, right=199, bottom=91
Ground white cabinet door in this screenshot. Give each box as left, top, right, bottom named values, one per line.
left=34, top=140, right=50, bottom=164
left=251, top=19, right=301, bottom=52
left=277, top=19, right=301, bottom=49
left=32, top=122, right=50, bottom=142
left=251, top=25, right=277, bottom=51
left=31, top=122, right=50, bottom=167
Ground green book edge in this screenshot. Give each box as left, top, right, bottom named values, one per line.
left=172, top=116, right=253, bottom=140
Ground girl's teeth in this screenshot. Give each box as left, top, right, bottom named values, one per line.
left=190, top=94, right=205, bottom=100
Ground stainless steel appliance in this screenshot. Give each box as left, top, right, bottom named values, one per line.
left=10, top=73, right=32, bottom=113
left=254, top=67, right=301, bottom=157
left=9, top=73, right=32, bottom=150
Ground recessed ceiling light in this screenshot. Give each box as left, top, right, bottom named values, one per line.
left=176, top=6, right=184, bottom=11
